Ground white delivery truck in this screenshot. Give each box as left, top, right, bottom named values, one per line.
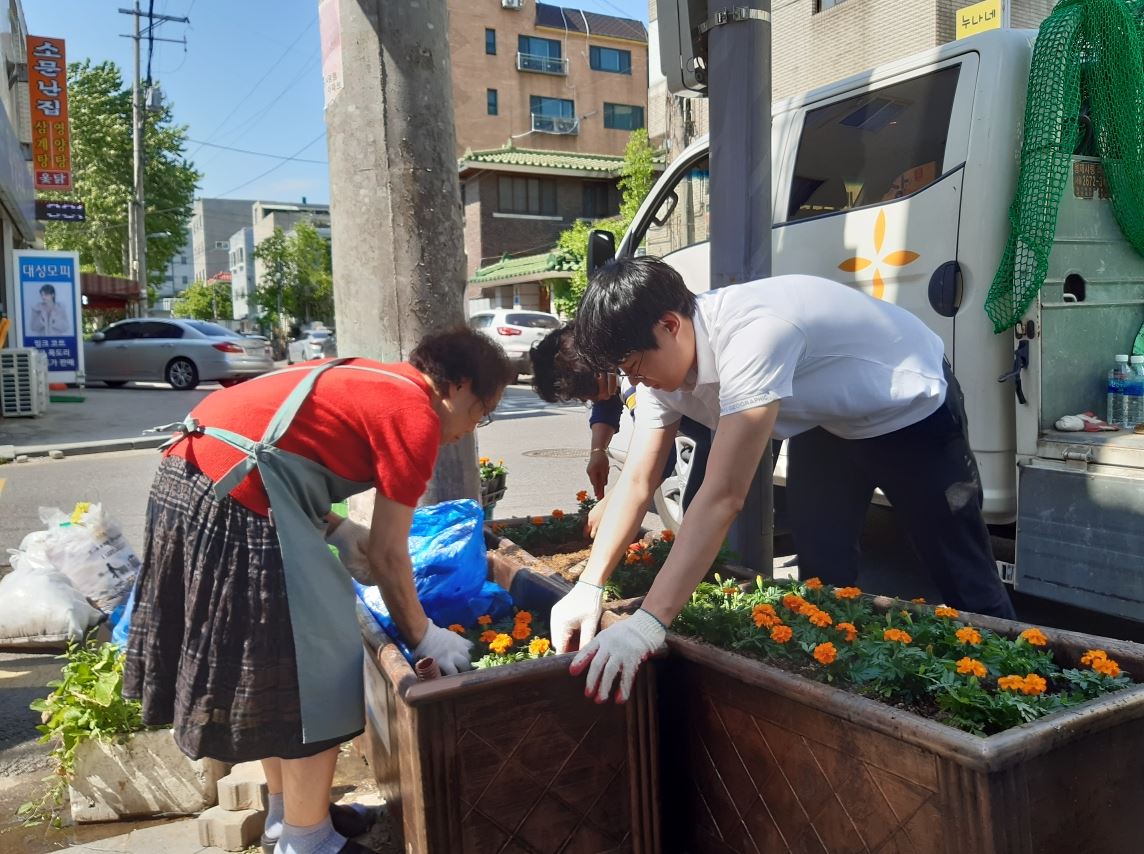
left=599, top=28, right=1144, bottom=622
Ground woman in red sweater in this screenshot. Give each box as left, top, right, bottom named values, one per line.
left=124, top=327, right=511, bottom=854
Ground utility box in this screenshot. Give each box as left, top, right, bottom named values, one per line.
left=0, top=348, right=49, bottom=417
left=657, top=0, right=709, bottom=97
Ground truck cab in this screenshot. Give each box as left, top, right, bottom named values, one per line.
left=610, top=28, right=1144, bottom=621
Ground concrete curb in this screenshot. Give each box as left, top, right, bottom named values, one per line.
left=7, top=435, right=168, bottom=460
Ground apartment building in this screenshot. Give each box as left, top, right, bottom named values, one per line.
left=647, top=0, right=1055, bottom=156
left=250, top=201, right=330, bottom=306
left=228, top=226, right=255, bottom=323
left=449, top=1, right=649, bottom=157
left=190, top=198, right=259, bottom=283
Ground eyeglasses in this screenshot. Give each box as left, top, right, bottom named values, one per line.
left=477, top=412, right=494, bottom=428
left=620, top=351, right=649, bottom=385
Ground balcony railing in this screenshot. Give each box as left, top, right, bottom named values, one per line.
left=531, top=113, right=579, bottom=135
left=516, top=52, right=568, bottom=75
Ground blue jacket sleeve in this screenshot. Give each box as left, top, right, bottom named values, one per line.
left=589, top=392, right=623, bottom=430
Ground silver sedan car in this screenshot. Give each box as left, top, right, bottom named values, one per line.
left=84, top=318, right=275, bottom=390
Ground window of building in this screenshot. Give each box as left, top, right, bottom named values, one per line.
left=487, top=88, right=498, bottom=116
left=786, top=65, right=960, bottom=221
left=497, top=175, right=558, bottom=216
left=590, top=45, right=631, bottom=74
left=182, top=275, right=189, bottom=285
left=179, top=255, right=187, bottom=264
left=582, top=181, right=619, bottom=219
left=518, top=35, right=565, bottom=73
left=214, top=240, right=228, bottom=250
left=603, top=102, right=644, bottom=130
left=485, top=28, right=496, bottom=55
left=816, top=0, right=849, bottom=9
left=529, top=95, right=576, bottom=132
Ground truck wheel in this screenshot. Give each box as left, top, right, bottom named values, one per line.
left=165, top=357, right=199, bottom=391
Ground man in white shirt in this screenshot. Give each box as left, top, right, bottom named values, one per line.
left=551, top=256, right=1015, bottom=703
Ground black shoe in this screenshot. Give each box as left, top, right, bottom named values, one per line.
left=260, top=803, right=377, bottom=853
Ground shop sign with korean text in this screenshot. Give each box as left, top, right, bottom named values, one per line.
left=955, top=0, right=1003, bottom=39
left=28, top=35, right=71, bottom=191
left=13, top=249, right=84, bottom=384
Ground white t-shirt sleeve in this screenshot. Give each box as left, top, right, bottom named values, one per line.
left=716, top=315, right=807, bottom=416
left=633, top=385, right=681, bottom=430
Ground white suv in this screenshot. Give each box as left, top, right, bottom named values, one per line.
left=468, top=309, right=560, bottom=384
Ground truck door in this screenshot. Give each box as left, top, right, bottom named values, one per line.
left=772, top=55, right=980, bottom=360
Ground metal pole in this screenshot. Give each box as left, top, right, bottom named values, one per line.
left=131, top=0, right=147, bottom=316
left=708, top=1, right=773, bottom=573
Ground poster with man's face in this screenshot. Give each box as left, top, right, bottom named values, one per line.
left=15, top=250, right=83, bottom=382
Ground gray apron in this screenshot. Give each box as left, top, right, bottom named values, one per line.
left=156, top=359, right=422, bottom=744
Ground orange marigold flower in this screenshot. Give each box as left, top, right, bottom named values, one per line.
left=660, top=530, right=675, bottom=542
left=1094, top=658, right=1121, bottom=678
left=722, top=586, right=738, bottom=596
left=911, top=597, right=927, bottom=604
left=956, top=657, right=986, bottom=678
left=837, top=622, right=858, bottom=643
left=1019, top=628, right=1048, bottom=647
left=1080, top=649, right=1108, bottom=667
left=479, top=457, right=490, bottom=465
left=813, top=642, right=837, bottom=665
left=934, top=605, right=960, bottom=618
left=752, top=603, right=777, bottom=617
left=771, top=624, right=793, bottom=644
left=576, top=490, right=589, bottom=502
left=477, top=614, right=492, bottom=626
left=804, top=577, right=823, bottom=590
left=781, top=593, right=806, bottom=612
left=514, top=610, right=532, bottom=625
left=447, top=624, right=465, bottom=634
left=883, top=628, right=912, bottom=644
left=531, top=516, right=546, bottom=526
left=492, top=523, right=505, bottom=534
left=955, top=627, right=982, bottom=646
left=997, top=675, right=1026, bottom=692
left=1020, top=674, right=1047, bottom=696
left=479, top=630, right=497, bottom=643
left=753, top=611, right=782, bottom=630
left=807, top=608, right=833, bottom=628
left=551, top=509, right=565, bottom=519
left=528, top=637, right=550, bottom=656
left=489, top=633, right=513, bottom=654
left=511, top=623, right=531, bottom=641
left=625, top=553, right=639, bottom=565
left=834, top=586, right=862, bottom=600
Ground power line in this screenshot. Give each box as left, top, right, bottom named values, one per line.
left=186, top=138, right=327, bottom=163
left=188, top=15, right=318, bottom=159
left=214, top=47, right=321, bottom=147
left=213, top=131, right=327, bottom=198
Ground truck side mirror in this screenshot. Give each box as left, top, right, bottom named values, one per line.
left=586, top=230, right=616, bottom=279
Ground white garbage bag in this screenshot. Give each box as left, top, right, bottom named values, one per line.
left=0, top=551, right=104, bottom=645
left=21, top=503, right=141, bottom=614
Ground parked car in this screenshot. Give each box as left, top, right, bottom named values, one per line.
left=287, top=329, right=337, bottom=364
left=84, top=318, right=274, bottom=391
left=468, top=309, right=560, bottom=383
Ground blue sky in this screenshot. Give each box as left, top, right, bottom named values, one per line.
left=29, top=0, right=650, bottom=206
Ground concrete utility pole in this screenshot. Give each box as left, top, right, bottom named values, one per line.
left=119, top=3, right=188, bottom=316
left=322, top=0, right=478, bottom=504
left=707, top=1, right=773, bottom=572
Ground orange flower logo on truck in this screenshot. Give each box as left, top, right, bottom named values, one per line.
left=838, top=210, right=920, bottom=299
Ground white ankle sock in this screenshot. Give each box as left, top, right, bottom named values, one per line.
left=265, top=792, right=284, bottom=839
left=275, top=816, right=346, bottom=854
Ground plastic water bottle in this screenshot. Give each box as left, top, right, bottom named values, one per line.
left=1107, top=355, right=1130, bottom=426
left=1126, top=356, right=1144, bottom=428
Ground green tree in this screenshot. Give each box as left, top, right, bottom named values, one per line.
left=253, top=223, right=334, bottom=331
left=42, top=60, right=199, bottom=296
left=551, top=129, right=658, bottom=316
left=172, top=278, right=232, bottom=321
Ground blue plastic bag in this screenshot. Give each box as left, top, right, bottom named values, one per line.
left=355, top=499, right=512, bottom=657
left=110, top=582, right=137, bottom=649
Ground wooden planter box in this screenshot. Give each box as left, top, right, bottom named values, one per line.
left=358, top=553, right=659, bottom=853
left=658, top=601, right=1144, bottom=854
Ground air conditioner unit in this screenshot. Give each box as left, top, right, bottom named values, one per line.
left=0, top=348, right=49, bottom=417
left=502, top=0, right=523, bottom=9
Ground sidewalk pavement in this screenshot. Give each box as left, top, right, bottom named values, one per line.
left=0, top=383, right=216, bottom=459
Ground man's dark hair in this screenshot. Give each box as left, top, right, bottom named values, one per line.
left=410, top=326, right=514, bottom=404
left=574, top=256, right=696, bottom=369
left=39, top=284, right=56, bottom=299
left=530, top=324, right=599, bottom=403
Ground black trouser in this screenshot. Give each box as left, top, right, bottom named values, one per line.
left=785, top=365, right=1015, bottom=619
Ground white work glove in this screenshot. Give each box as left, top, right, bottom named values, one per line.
left=326, top=519, right=373, bottom=584
left=413, top=620, right=473, bottom=676
left=551, top=580, right=604, bottom=654
left=571, top=609, right=666, bottom=704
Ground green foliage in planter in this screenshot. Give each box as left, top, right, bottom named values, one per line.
left=441, top=608, right=556, bottom=669
left=492, top=492, right=597, bottom=549
left=18, top=637, right=147, bottom=826
left=605, top=535, right=736, bottom=602
left=675, top=578, right=1135, bottom=737
left=479, top=457, right=508, bottom=481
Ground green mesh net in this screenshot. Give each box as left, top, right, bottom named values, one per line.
left=985, top=0, right=1144, bottom=334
